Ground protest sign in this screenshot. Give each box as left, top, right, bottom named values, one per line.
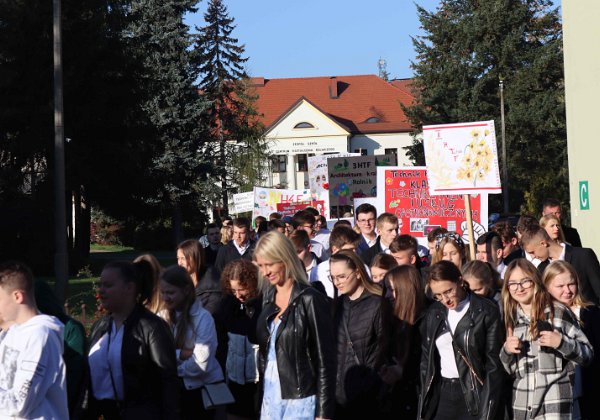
left=376, top=167, right=488, bottom=243
left=252, top=187, right=312, bottom=221
left=328, top=154, right=396, bottom=207
left=423, top=120, right=501, bottom=195
left=353, top=197, right=378, bottom=215
left=232, top=191, right=254, bottom=214
left=277, top=201, right=325, bottom=218
left=307, top=153, right=360, bottom=219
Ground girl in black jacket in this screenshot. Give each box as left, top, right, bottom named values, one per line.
left=418, top=260, right=504, bottom=420
left=380, top=265, right=426, bottom=419
left=87, top=260, right=180, bottom=420
left=330, top=250, right=389, bottom=418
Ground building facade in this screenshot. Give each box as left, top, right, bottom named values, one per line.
left=563, top=0, right=600, bottom=251
left=251, top=75, right=416, bottom=190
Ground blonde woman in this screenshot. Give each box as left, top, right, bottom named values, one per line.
left=540, top=214, right=567, bottom=245
left=543, top=261, right=600, bottom=420
left=254, top=231, right=335, bottom=420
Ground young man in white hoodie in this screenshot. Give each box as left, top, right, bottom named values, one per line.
left=0, top=261, right=68, bottom=420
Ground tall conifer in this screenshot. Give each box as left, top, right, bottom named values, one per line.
left=193, top=0, right=267, bottom=215
left=404, top=0, right=566, bottom=213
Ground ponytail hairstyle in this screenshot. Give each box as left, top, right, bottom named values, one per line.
left=502, top=259, right=554, bottom=339
left=461, top=260, right=501, bottom=295
left=103, top=259, right=155, bottom=306
left=384, top=265, right=424, bottom=325
left=133, top=253, right=164, bottom=313
left=329, top=249, right=382, bottom=296
left=176, top=239, right=205, bottom=283
left=159, top=265, right=196, bottom=349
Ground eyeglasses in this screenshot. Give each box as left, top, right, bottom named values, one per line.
left=357, top=218, right=376, bottom=225
left=432, top=286, right=458, bottom=302
left=507, top=278, right=534, bottom=292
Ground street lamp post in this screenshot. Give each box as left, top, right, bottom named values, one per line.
left=53, top=0, right=69, bottom=303
left=500, top=80, right=509, bottom=214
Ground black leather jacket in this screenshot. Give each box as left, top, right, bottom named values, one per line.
left=87, top=305, right=180, bottom=420
left=256, top=282, right=336, bottom=419
left=418, top=293, right=503, bottom=420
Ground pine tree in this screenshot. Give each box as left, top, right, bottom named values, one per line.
left=193, top=0, right=268, bottom=215
left=404, top=0, right=566, bottom=214
left=128, top=0, right=217, bottom=243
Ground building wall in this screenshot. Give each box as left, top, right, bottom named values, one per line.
left=350, top=132, right=413, bottom=165
left=563, top=0, right=600, bottom=251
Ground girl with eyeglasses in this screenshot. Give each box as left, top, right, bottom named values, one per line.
left=542, top=261, right=600, bottom=420
left=418, top=260, right=504, bottom=420
left=501, top=259, right=593, bottom=419
left=329, top=250, right=390, bottom=418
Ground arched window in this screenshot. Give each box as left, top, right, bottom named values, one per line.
left=365, top=117, right=380, bottom=123
left=294, top=122, right=315, bottom=129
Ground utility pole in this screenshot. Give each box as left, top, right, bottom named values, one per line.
left=500, top=80, right=509, bottom=214
left=53, top=0, right=69, bottom=303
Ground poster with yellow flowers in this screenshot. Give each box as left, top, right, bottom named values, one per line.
left=423, top=120, right=502, bottom=196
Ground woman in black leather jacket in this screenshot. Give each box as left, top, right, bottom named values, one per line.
left=255, top=231, right=336, bottom=420
left=86, top=260, right=180, bottom=420
left=330, top=250, right=389, bottom=418
left=418, top=260, right=504, bottom=420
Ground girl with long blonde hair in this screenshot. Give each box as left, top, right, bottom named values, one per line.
left=501, top=259, right=592, bottom=419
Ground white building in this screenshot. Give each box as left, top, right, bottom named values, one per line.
left=251, top=75, right=416, bottom=189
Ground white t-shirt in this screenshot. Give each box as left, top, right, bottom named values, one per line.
left=435, top=297, right=470, bottom=379
left=0, top=314, right=68, bottom=420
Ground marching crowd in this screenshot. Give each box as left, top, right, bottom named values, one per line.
left=1, top=198, right=600, bottom=420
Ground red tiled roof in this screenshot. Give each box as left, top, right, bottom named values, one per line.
left=251, top=74, right=415, bottom=135
left=390, top=78, right=418, bottom=99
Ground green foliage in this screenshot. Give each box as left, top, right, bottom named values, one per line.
left=193, top=0, right=268, bottom=212
left=404, top=0, right=567, bottom=214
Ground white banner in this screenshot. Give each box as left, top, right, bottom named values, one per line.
left=423, top=120, right=501, bottom=195
left=232, top=191, right=254, bottom=214
left=252, top=187, right=312, bottom=221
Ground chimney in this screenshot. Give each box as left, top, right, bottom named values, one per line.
left=329, top=77, right=338, bottom=99
left=250, top=77, right=265, bottom=87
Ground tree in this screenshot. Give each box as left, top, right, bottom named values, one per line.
left=127, top=0, right=218, bottom=243
left=193, top=0, right=268, bottom=215
left=404, top=0, right=566, bottom=215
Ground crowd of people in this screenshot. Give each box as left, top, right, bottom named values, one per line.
left=1, top=198, right=600, bottom=420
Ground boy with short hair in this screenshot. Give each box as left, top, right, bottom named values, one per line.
left=0, top=261, right=68, bottom=419
left=310, top=225, right=362, bottom=298
left=521, top=225, right=600, bottom=304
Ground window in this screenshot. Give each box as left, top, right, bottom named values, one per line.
left=354, top=148, right=368, bottom=156
left=271, top=155, right=287, bottom=173
left=298, top=154, right=308, bottom=172
left=365, top=117, right=381, bottom=123
left=294, top=122, right=314, bottom=129
left=384, top=148, right=398, bottom=159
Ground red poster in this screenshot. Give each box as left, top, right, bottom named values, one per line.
left=382, top=168, right=487, bottom=237
left=276, top=201, right=326, bottom=218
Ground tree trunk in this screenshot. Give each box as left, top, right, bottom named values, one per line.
left=172, top=202, right=184, bottom=246
left=220, top=135, right=229, bottom=215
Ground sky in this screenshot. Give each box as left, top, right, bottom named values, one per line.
left=185, top=0, right=442, bottom=80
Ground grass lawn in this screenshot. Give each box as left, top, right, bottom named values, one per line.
left=90, top=243, right=134, bottom=253
left=41, top=248, right=177, bottom=327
